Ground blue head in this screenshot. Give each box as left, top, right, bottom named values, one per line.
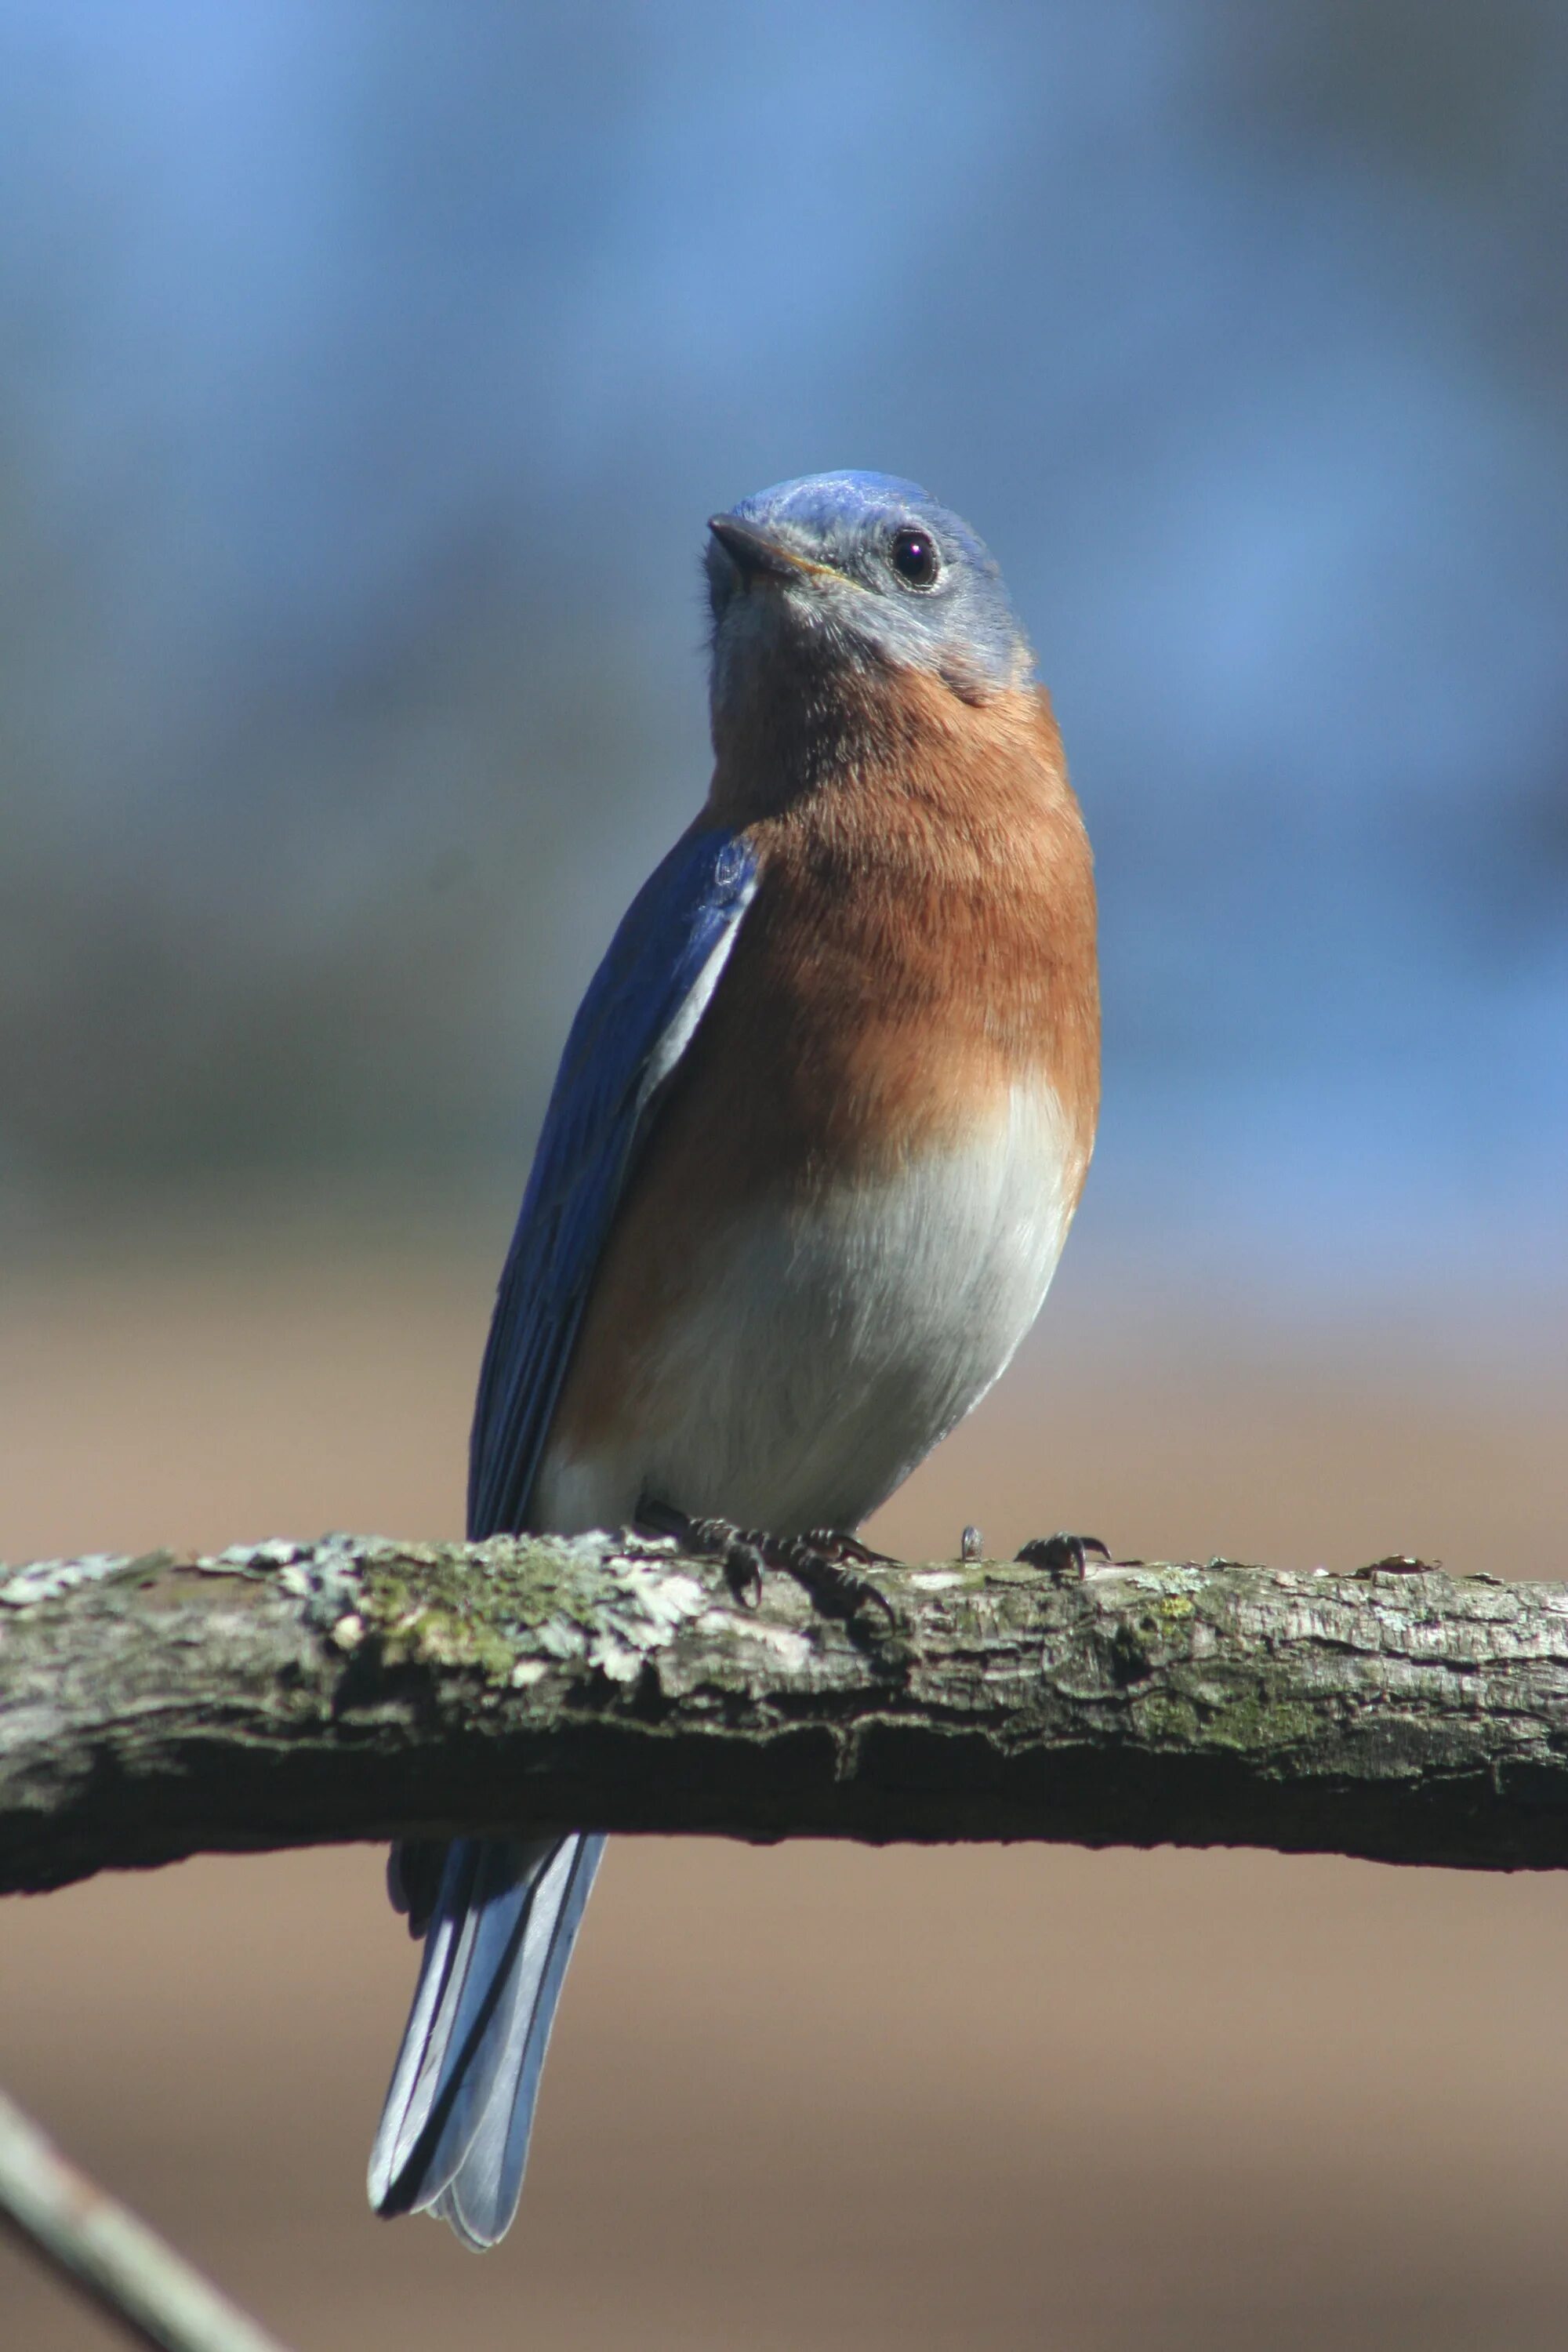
left=705, top=472, right=1033, bottom=722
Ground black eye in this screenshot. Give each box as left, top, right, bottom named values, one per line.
left=888, top=526, right=940, bottom=590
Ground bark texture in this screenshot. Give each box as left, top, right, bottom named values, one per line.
left=2, top=1534, right=1566, bottom=1896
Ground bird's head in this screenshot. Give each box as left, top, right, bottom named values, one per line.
left=705, top=471, right=1033, bottom=728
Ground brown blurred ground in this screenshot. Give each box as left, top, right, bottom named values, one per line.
left=3, top=1222, right=1567, bottom=2350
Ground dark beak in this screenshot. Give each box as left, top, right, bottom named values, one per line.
left=707, top=515, right=814, bottom=581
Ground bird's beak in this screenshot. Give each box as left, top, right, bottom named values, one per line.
left=707, top=516, right=838, bottom=584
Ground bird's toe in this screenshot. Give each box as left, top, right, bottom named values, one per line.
left=1015, top=1531, right=1112, bottom=1581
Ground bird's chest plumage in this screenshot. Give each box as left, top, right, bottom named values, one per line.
left=534, top=688, right=1098, bottom=1538
left=604, top=1080, right=1074, bottom=1532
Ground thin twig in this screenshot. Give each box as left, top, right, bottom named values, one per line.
left=0, top=2089, right=294, bottom=2352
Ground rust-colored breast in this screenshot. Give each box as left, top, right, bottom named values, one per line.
left=547, top=669, right=1099, bottom=1468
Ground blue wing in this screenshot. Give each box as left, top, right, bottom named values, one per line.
left=467, top=818, right=759, bottom=1540
left=371, top=819, right=760, bottom=2245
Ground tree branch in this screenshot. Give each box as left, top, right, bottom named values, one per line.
left=2, top=1534, right=1566, bottom=1895
left=0, top=2088, right=295, bottom=2352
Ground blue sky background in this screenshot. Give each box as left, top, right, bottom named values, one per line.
left=2, top=1, right=1565, bottom=1299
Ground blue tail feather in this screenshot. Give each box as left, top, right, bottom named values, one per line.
left=368, top=1831, right=606, bottom=2248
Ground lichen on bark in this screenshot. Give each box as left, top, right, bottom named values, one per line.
left=2, top=1536, right=1566, bottom=1896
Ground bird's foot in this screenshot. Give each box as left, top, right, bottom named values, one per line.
left=1015, top=1531, right=1112, bottom=1582
left=637, top=1499, right=897, bottom=1622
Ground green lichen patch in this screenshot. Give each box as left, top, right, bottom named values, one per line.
left=1155, top=1592, right=1197, bottom=1628
left=1196, top=1682, right=1323, bottom=1756
left=346, top=1534, right=716, bottom=1687
left=1134, top=1691, right=1203, bottom=1746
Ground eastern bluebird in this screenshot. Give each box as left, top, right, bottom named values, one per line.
left=368, top=470, right=1100, bottom=2247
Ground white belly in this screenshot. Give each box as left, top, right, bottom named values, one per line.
left=534, top=1081, right=1077, bottom=1538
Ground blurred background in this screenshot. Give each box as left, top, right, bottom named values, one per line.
left=3, top=2, right=1566, bottom=2347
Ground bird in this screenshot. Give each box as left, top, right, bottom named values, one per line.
left=367, top=469, right=1100, bottom=2249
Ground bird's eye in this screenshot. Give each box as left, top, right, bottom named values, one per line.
left=888, top=527, right=940, bottom=590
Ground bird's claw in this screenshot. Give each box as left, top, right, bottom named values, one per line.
left=717, top=1534, right=768, bottom=1609
left=775, top=1528, right=898, bottom=1623
left=1015, top=1531, right=1112, bottom=1581
left=639, top=1501, right=896, bottom=1622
